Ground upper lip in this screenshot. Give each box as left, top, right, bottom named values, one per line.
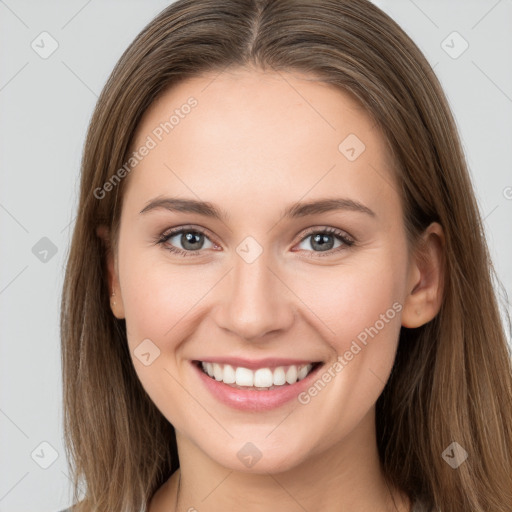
left=194, top=357, right=322, bottom=370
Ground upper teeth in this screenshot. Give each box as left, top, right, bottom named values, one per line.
left=201, top=362, right=314, bottom=388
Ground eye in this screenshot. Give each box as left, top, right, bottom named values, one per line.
left=294, top=227, right=354, bottom=257
left=155, top=225, right=355, bottom=258
left=155, top=226, right=217, bottom=257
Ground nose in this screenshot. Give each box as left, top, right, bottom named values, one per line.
left=212, top=249, right=295, bottom=342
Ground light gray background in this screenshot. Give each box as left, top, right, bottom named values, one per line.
left=1, top=1, right=511, bottom=511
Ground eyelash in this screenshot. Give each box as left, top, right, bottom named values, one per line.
left=154, top=225, right=355, bottom=258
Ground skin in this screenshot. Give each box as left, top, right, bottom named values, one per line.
left=98, top=67, right=444, bottom=512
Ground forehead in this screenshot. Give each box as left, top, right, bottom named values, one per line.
left=124, top=68, right=398, bottom=221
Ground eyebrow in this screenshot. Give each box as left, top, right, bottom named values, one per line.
left=139, top=196, right=376, bottom=220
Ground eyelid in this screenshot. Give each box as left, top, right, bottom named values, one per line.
left=158, top=224, right=214, bottom=243
left=298, top=226, right=354, bottom=244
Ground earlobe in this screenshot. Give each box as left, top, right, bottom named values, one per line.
left=96, top=225, right=126, bottom=319
left=401, top=222, right=445, bottom=328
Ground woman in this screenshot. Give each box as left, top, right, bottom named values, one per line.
left=60, top=0, right=512, bottom=511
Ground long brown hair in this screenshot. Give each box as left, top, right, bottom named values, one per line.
left=61, top=1, right=512, bottom=510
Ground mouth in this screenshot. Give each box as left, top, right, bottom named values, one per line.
left=194, top=360, right=323, bottom=390
left=192, top=358, right=325, bottom=410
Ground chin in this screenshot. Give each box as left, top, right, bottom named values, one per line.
left=202, top=435, right=313, bottom=475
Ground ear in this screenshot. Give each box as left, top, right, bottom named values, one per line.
left=96, top=225, right=125, bottom=319
left=401, top=222, right=445, bottom=328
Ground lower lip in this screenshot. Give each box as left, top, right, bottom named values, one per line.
left=192, top=361, right=323, bottom=411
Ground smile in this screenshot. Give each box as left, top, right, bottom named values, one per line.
left=192, top=359, right=324, bottom=411
left=198, top=361, right=318, bottom=389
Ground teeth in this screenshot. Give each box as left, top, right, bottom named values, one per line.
left=213, top=363, right=223, bottom=381
left=235, top=367, right=254, bottom=386
left=285, top=365, right=298, bottom=384
left=297, top=365, right=309, bottom=380
left=222, top=364, right=236, bottom=384
left=254, top=368, right=273, bottom=387
left=200, top=361, right=314, bottom=388
left=273, top=367, right=286, bottom=385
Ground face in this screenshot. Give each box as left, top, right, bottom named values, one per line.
left=109, top=68, right=416, bottom=473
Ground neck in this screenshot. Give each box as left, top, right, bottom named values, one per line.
left=149, top=408, right=411, bottom=512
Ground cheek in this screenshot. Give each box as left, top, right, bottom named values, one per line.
left=286, top=259, right=404, bottom=445
left=117, top=248, right=206, bottom=424
left=118, top=243, right=209, bottom=343
left=295, top=251, right=405, bottom=349
left=117, top=246, right=224, bottom=414
left=291, top=246, right=406, bottom=403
